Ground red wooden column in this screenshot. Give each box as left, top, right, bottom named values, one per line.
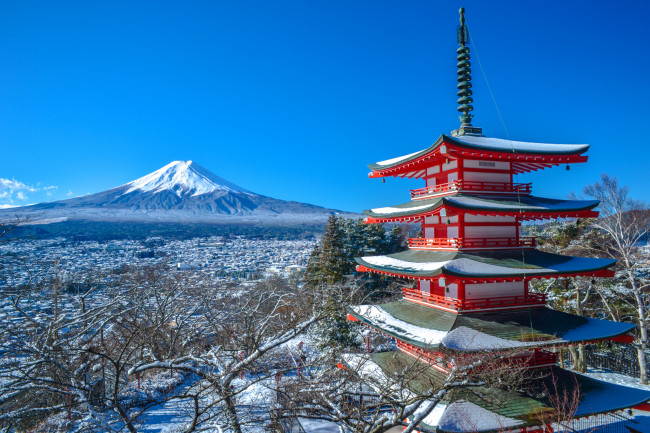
left=458, top=212, right=465, bottom=245
left=523, top=278, right=529, bottom=297
left=457, top=280, right=466, bottom=308
left=515, top=215, right=520, bottom=244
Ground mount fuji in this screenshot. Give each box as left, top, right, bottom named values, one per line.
left=3, top=161, right=353, bottom=225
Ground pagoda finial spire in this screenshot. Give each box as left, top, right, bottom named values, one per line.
left=451, top=7, right=483, bottom=137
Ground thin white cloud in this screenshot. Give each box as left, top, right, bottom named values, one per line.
left=0, top=178, right=57, bottom=207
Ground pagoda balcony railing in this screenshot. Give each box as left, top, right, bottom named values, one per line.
left=397, top=341, right=557, bottom=372
left=408, top=236, right=536, bottom=250
left=410, top=180, right=532, bottom=199
left=402, top=287, right=547, bottom=312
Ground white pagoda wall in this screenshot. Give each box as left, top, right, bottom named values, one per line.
left=464, top=214, right=518, bottom=239
left=462, top=160, right=511, bottom=183
left=464, top=225, right=516, bottom=238
left=425, top=160, right=458, bottom=187
left=463, top=159, right=510, bottom=170
left=463, top=170, right=510, bottom=183
left=465, top=281, right=524, bottom=299
left=446, top=283, right=459, bottom=298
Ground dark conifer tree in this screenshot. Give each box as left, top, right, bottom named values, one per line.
left=318, top=215, right=348, bottom=285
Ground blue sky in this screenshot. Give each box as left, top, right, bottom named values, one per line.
left=1, top=1, right=649, bottom=212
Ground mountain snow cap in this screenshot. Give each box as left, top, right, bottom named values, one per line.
left=123, top=160, right=252, bottom=197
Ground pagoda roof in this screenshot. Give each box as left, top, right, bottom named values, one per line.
left=346, top=300, right=635, bottom=351
left=368, top=134, right=590, bottom=177
left=355, top=249, right=615, bottom=280
left=364, top=194, right=599, bottom=222
left=343, top=351, right=650, bottom=433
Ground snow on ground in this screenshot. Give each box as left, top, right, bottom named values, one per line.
left=138, top=397, right=193, bottom=433
left=299, top=418, right=342, bottom=432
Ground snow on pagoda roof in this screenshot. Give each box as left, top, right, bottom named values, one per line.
left=346, top=300, right=635, bottom=351
left=370, top=134, right=590, bottom=171
left=343, top=351, right=650, bottom=433
left=365, top=195, right=599, bottom=220
left=356, top=249, right=615, bottom=279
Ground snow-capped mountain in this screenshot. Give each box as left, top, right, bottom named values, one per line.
left=123, top=160, right=251, bottom=197
left=2, top=161, right=352, bottom=225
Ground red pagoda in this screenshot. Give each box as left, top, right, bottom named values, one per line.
left=344, top=8, right=650, bottom=433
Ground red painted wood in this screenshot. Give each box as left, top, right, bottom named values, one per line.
left=368, top=141, right=589, bottom=178
left=410, top=180, right=532, bottom=199
left=402, top=287, right=547, bottom=311
left=610, top=335, right=634, bottom=344
left=408, top=237, right=536, bottom=250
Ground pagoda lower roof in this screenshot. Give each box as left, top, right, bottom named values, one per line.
left=369, top=134, right=589, bottom=177
left=355, top=249, right=615, bottom=280
left=364, top=194, right=599, bottom=222
left=346, top=300, right=635, bottom=351
left=343, top=351, right=650, bottom=433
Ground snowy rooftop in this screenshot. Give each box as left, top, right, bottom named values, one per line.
left=347, top=300, right=635, bottom=351
left=356, top=249, right=615, bottom=279
left=365, top=195, right=599, bottom=219
left=370, top=134, right=590, bottom=171
left=342, top=351, right=650, bottom=433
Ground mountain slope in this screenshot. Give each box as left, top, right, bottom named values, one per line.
left=3, top=161, right=354, bottom=225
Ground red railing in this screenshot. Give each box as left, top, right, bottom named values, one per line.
left=402, top=287, right=547, bottom=311
left=410, top=180, right=461, bottom=198
left=410, top=180, right=532, bottom=199
left=507, top=350, right=558, bottom=369
left=408, top=237, right=536, bottom=250
left=407, top=238, right=461, bottom=249
left=397, top=341, right=557, bottom=372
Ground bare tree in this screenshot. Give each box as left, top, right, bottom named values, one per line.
left=584, top=173, right=650, bottom=383
left=275, top=342, right=531, bottom=433
left=126, top=277, right=325, bottom=433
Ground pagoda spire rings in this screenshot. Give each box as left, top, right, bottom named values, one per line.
left=452, top=7, right=482, bottom=137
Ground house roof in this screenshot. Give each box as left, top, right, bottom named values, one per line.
left=343, top=351, right=650, bottom=433
left=365, top=194, right=599, bottom=221
left=346, top=300, right=635, bottom=351
left=355, top=249, right=615, bottom=280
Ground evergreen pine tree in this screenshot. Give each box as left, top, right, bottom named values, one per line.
left=319, top=215, right=348, bottom=285
left=304, top=244, right=323, bottom=288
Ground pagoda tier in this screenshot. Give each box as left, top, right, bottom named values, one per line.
left=368, top=134, right=589, bottom=178
left=346, top=300, right=634, bottom=352
left=364, top=195, right=599, bottom=223
left=343, top=351, right=650, bottom=433
left=355, top=249, right=615, bottom=280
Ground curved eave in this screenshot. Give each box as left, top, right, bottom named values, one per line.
left=364, top=195, right=600, bottom=223
left=443, top=134, right=590, bottom=156
left=347, top=301, right=634, bottom=352
left=355, top=249, right=616, bottom=281
left=345, top=306, right=442, bottom=349
left=368, top=135, right=590, bottom=178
